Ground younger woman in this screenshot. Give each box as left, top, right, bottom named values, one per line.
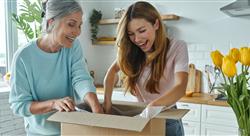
left=103, top=1, right=189, bottom=136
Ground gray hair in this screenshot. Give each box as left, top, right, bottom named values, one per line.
left=42, top=0, right=83, bottom=33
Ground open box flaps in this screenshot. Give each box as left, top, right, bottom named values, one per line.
left=48, top=111, right=150, bottom=131
left=48, top=101, right=189, bottom=133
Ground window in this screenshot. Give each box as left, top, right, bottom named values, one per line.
left=16, top=0, right=30, bottom=47
left=0, top=1, right=7, bottom=85
left=0, top=0, right=40, bottom=88
left=0, top=0, right=17, bottom=88
left=16, top=0, right=42, bottom=47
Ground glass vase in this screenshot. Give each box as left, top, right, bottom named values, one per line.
left=238, top=128, right=250, bottom=136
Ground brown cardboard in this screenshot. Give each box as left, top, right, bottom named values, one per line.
left=48, top=101, right=189, bottom=135
left=61, top=118, right=165, bottom=136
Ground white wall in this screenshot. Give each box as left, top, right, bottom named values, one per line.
left=78, top=0, right=250, bottom=92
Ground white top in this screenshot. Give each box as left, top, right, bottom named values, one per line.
left=135, top=38, right=189, bottom=103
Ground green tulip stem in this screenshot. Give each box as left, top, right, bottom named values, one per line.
left=228, top=77, right=233, bottom=85
left=242, top=65, right=245, bottom=75
left=222, top=72, right=228, bottom=85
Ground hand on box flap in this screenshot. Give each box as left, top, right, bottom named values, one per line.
left=135, top=106, right=164, bottom=119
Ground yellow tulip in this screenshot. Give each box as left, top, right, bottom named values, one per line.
left=4, top=72, right=11, bottom=81
left=229, top=48, right=240, bottom=63
left=239, top=47, right=250, bottom=66
left=222, top=56, right=237, bottom=77
left=211, top=50, right=224, bottom=68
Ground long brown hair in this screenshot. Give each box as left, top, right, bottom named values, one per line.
left=116, top=1, right=170, bottom=94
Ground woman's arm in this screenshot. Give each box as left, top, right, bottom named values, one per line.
left=103, top=60, right=120, bottom=113
left=148, top=72, right=188, bottom=107
left=71, top=40, right=103, bottom=113
left=84, top=92, right=103, bottom=113
left=30, top=97, right=75, bottom=114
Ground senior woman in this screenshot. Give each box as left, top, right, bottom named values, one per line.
left=9, top=0, right=103, bottom=135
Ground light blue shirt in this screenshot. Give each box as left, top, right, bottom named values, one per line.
left=9, top=39, right=96, bottom=136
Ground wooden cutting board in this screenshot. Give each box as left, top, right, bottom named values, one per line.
left=186, top=64, right=201, bottom=93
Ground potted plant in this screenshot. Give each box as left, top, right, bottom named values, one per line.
left=89, top=9, right=102, bottom=42
left=12, top=0, right=43, bottom=42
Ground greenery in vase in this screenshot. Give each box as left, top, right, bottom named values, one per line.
left=89, top=9, right=102, bottom=41
left=12, top=0, right=43, bottom=42
left=211, top=47, right=250, bottom=136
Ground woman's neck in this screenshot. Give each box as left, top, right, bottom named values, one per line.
left=38, top=35, right=62, bottom=53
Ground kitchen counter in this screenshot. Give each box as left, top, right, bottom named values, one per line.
left=179, top=93, right=229, bottom=107
left=96, top=87, right=229, bottom=107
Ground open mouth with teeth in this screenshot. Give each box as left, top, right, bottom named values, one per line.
left=66, top=36, right=75, bottom=42
left=138, top=40, right=148, bottom=50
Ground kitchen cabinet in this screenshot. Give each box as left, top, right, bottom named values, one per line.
left=200, top=124, right=238, bottom=136
left=177, top=102, right=201, bottom=136
left=200, top=104, right=238, bottom=136
left=93, top=14, right=180, bottom=45
left=182, top=121, right=200, bottom=136
left=177, top=102, right=239, bottom=136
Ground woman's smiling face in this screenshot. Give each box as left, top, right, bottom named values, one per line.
left=52, top=11, right=83, bottom=48
left=127, top=18, right=159, bottom=53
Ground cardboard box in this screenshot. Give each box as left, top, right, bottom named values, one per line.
left=48, top=101, right=188, bottom=136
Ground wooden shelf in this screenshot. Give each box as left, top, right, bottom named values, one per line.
left=98, top=14, right=180, bottom=25
left=161, top=14, right=180, bottom=20
left=92, top=37, right=116, bottom=45
left=93, top=40, right=115, bottom=45
left=93, top=14, right=180, bottom=45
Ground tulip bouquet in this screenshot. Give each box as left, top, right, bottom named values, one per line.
left=211, top=47, right=250, bottom=136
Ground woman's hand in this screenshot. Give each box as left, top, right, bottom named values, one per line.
left=103, top=100, right=112, bottom=114
left=52, top=97, right=75, bottom=112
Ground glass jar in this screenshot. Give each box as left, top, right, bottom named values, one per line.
left=238, top=128, right=250, bottom=136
